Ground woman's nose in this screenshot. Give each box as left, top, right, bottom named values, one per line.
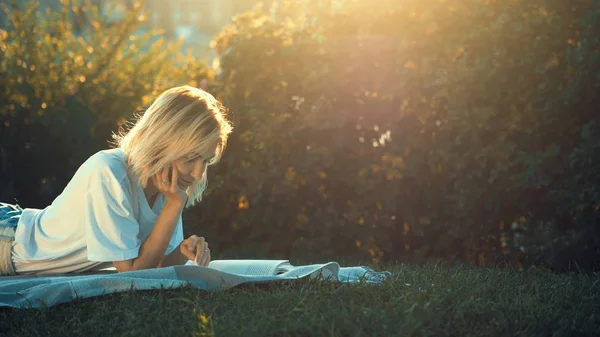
left=190, top=159, right=204, bottom=181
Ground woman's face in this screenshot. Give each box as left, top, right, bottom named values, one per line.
left=173, top=142, right=218, bottom=189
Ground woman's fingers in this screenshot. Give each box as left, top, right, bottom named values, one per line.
left=201, top=247, right=210, bottom=267
left=180, top=237, right=195, bottom=260
left=206, top=249, right=211, bottom=266
left=180, top=236, right=199, bottom=261
left=181, top=246, right=195, bottom=260
left=151, top=164, right=189, bottom=204
left=153, top=166, right=169, bottom=193
left=170, top=164, right=178, bottom=193
left=193, top=240, right=211, bottom=267
left=194, top=241, right=203, bottom=263
left=187, top=235, right=198, bottom=248
left=161, top=166, right=169, bottom=186
left=199, top=241, right=209, bottom=266
left=195, top=237, right=205, bottom=251
left=181, top=236, right=210, bottom=267
left=201, top=242, right=209, bottom=266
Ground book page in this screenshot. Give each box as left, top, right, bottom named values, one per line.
left=279, top=265, right=323, bottom=278
left=279, top=262, right=339, bottom=280
left=207, top=260, right=289, bottom=276
left=275, top=262, right=293, bottom=275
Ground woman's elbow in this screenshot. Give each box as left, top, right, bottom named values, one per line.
left=112, top=259, right=135, bottom=272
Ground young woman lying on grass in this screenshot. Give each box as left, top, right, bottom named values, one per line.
left=0, top=85, right=233, bottom=275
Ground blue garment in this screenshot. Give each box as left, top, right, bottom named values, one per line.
left=0, top=202, right=22, bottom=275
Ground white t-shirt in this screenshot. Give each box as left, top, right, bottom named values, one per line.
left=10, top=148, right=184, bottom=274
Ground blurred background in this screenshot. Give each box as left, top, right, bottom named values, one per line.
left=1, top=0, right=599, bottom=272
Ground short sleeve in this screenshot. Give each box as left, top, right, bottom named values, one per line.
left=166, top=214, right=184, bottom=255
left=84, top=167, right=141, bottom=262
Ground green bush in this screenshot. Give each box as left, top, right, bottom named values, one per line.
left=0, top=0, right=213, bottom=207
left=187, top=0, right=600, bottom=270
left=2, top=0, right=598, bottom=271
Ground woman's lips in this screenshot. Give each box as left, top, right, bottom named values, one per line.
left=179, top=178, right=193, bottom=186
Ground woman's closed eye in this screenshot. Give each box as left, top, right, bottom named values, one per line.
left=204, top=156, right=216, bottom=165
left=185, top=154, right=215, bottom=165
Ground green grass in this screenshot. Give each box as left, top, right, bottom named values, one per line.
left=1, top=263, right=599, bottom=337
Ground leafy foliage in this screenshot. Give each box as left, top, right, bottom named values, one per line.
left=1, top=0, right=599, bottom=270
left=189, top=0, right=600, bottom=270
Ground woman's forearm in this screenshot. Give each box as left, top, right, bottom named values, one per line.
left=123, top=200, right=183, bottom=271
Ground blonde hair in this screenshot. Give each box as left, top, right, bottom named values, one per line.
left=112, top=85, right=233, bottom=207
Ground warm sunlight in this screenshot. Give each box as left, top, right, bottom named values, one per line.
left=1, top=0, right=599, bottom=335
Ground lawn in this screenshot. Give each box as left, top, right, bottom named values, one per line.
left=1, top=263, right=598, bottom=337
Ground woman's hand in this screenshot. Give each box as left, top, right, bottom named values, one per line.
left=152, top=164, right=187, bottom=206
left=179, top=235, right=211, bottom=267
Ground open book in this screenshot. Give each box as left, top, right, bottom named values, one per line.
left=96, top=259, right=390, bottom=284
left=188, top=259, right=341, bottom=280
left=198, top=259, right=392, bottom=284
left=207, top=260, right=294, bottom=276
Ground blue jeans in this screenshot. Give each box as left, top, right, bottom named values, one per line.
left=0, top=202, right=22, bottom=275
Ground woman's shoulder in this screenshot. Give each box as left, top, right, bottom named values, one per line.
left=80, top=148, right=129, bottom=181
left=88, top=148, right=125, bottom=163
